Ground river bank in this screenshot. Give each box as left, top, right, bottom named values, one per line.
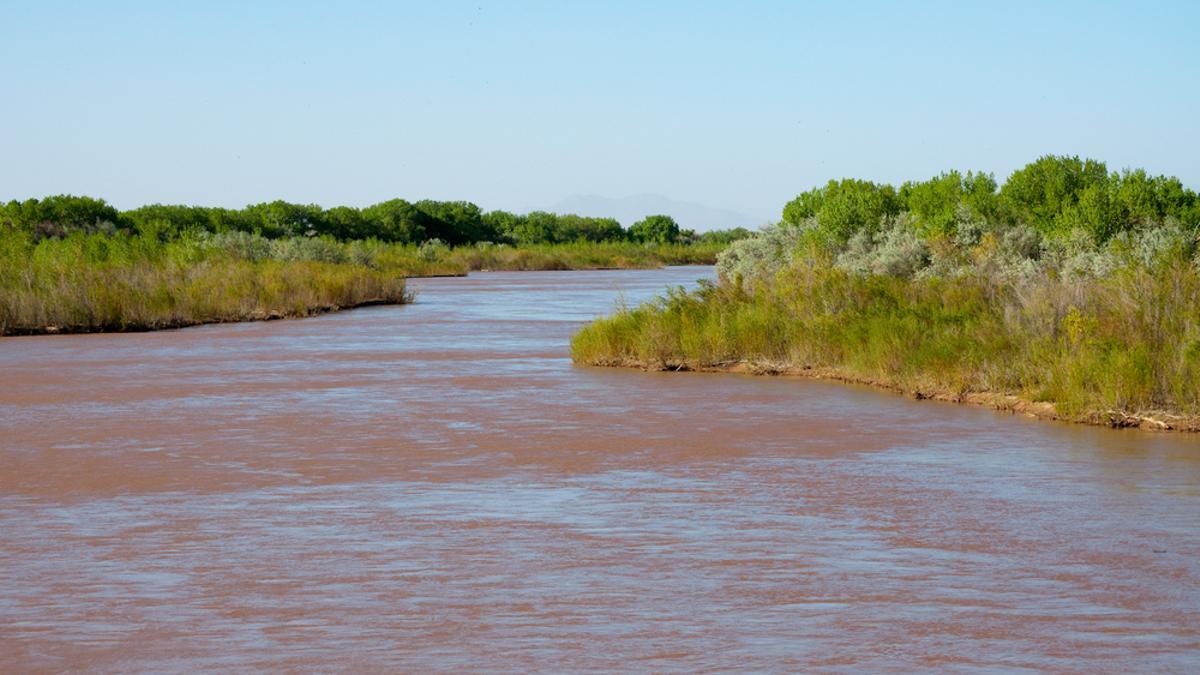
left=571, top=256, right=1200, bottom=434
left=3, top=298, right=405, bottom=336
left=0, top=234, right=720, bottom=336
left=582, top=357, right=1200, bottom=432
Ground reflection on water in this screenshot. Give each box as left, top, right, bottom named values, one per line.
left=1, top=267, right=1198, bottom=671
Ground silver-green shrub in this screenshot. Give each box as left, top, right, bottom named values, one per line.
left=268, top=236, right=349, bottom=264
left=835, top=214, right=929, bottom=277
left=203, top=231, right=272, bottom=262
left=716, top=218, right=815, bottom=285
left=418, top=238, right=450, bottom=261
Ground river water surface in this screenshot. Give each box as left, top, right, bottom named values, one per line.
left=2, top=266, right=1198, bottom=671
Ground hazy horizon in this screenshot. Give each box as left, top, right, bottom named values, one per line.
left=2, top=1, right=1197, bottom=224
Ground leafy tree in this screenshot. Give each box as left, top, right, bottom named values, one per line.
left=244, top=201, right=326, bottom=238
left=508, top=211, right=559, bottom=245
left=1000, top=155, right=1109, bottom=236
left=698, top=227, right=753, bottom=244
left=557, top=214, right=625, bottom=242
left=961, top=171, right=1001, bottom=223
left=414, top=200, right=488, bottom=245
left=482, top=210, right=524, bottom=243
left=322, top=206, right=367, bottom=240
left=1056, top=182, right=1121, bottom=242
left=781, top=188, right=825, bottom=227
left=361, top=199, right=429, bottom=243
left=483, top=211, right=628, bottom=244
left=902, top=172, right=963, bottom=236
left=1, top=195, right=121, bottom=239
left=902, top=170, right=998, bottom=236
left=206, top=207, right=259, bottom=235
left=629, top=214, right=681, bottom=243
left=783, top=179, right=900, bottom=242
left=1111, top=169, right=1197, bottom=228
left=123, top=204, right=215, bottom=237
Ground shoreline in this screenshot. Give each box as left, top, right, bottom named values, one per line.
left=2, top=264, right=714, bottom=337
left=456, top=261, right=715, bottom=274
left=2, top=298, right=406, bottom=337
left=585, top=358, right=1200, bottom=433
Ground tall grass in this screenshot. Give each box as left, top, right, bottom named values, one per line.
left=572, top=252, right=1200, bottom=426
left=0, top=231, right=411, bottom=334
left=0, top=231, right=718, bottom=335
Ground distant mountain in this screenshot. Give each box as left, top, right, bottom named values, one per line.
left=549, top=194, right=764, bottom=232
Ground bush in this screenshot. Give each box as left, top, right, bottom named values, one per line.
left=204, top=231, right=272, bottom=261
left=418, top=238, right=450, bottom=262
left=716, top=220, right=817, bottom=285
left=835, top=214, right=929, bottom=277
left=268, top=236, right=349, bottom=264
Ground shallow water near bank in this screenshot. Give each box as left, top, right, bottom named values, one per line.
left=2, top=266, right=1198, bottom=671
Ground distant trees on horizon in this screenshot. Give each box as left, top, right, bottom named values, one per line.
left=5, top=155, right=1196, bottom=250
left=0, top=195, right=738, bottom=247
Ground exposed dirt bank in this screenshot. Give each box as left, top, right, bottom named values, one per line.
left=588, top=358, right=1200, bottom=433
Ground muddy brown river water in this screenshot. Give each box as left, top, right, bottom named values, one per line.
left=2, top=266, right=1198, bottom=671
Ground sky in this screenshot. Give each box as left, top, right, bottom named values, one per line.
left=1, top=0, right=1197, bottom=224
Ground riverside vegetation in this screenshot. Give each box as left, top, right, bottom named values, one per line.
left=0, top=197, right=741, bottom=335
left=572, top=156, right=1200, bottom=431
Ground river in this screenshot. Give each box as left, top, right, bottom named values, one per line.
left=1, top=266, right=1197, bottom=671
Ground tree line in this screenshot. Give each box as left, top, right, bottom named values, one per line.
left=781, top=155, right=1200, bottom=244
left=0, top=196, right=750, bottom=247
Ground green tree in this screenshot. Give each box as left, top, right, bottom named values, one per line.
left=322, top=206, right=367, bottom=240
left=902, top=171, right=963, bottom=236
left=629, top=214, right=681, bottom=243
left=361, top=199, right=429, bottom=243
left=206, top=207, right=259, bottom=234
left=902, top=170, right=998, bottom=237
left=123, top=204, right=215, bottom=238
left=961, top=171, right=1000, bottom=223
left=1056, top=182, right=1121, bottom=242
left=1000, top=155, right=1109, bottom=236
left=1, top=195, right=121, bottom=239
left=1111, top=169, right=1197, bottom=228
left=508, top=211, right=559, bottom=245
left=244, top=201, right=326, bottom=238
left=557, top=214, right=625, bottom=242
left=697, top=227, right=753, bottom=244
left=414, top=200, right=488, bottom=245
left=783, top=179, right=900, bottom=242
left=482, top=210, right=524, bottom=243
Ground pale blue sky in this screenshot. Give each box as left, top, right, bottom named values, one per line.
left=2, top=1, right=1197, bottom=223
